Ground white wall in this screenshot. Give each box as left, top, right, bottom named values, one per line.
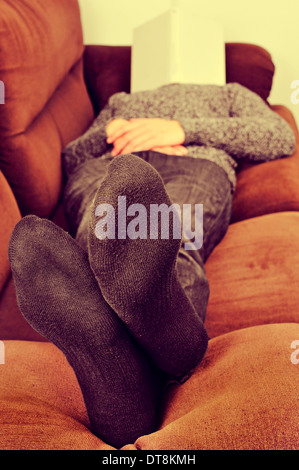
left=78, top=0, right=299, bottom=125
left=78, top=0, right=171, bottom=45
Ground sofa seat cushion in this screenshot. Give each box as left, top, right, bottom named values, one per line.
left=0, top=276, right=46, bottom=342
left=205, top=211, right=299, bottom=338
left=0, top=323, right=298, bottom=450
left=133, top=323, right=299, bottom=450
left=0, top=340, right=113, bottom=450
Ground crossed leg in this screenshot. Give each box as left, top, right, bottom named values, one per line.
left=8, top=152, right=232, bottom=447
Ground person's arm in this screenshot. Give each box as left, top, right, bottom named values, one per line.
left=62, top=100, right=115, bottom=178
left=106, top=118, right=185, bottom=156
left=106, top=118, right=187, bottom=156
left=179, top=83, right=296, bottom=162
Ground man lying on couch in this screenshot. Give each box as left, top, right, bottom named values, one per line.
left=8, top=80, right=295, bottom=448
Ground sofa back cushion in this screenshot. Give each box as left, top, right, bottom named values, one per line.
left=0, top=0, right=94, bottom=217
left=83, top=42, right=275, bottom=115
left=225, top=42, right=274, bottom=101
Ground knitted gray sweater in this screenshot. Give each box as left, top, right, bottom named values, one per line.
left=62, top=82, right=296, bottom=190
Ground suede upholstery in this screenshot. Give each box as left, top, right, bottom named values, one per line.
left=232, top=105, right=299, bottom=222
left=0, top=0, right=94, bottom=217
left=1, top=323, right=298, bottom=451
left=0, top=0, right=298, bottom=451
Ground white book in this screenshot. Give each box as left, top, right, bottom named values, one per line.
left=131, top=6, right=225, bottom=93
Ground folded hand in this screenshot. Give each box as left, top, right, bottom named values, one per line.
left=106, top=118, right=186, bottom=156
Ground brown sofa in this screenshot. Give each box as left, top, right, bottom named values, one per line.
left=0, top=0, right=298, bottom=450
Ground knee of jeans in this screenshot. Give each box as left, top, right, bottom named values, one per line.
left=74, top=210, right=90, bottom=253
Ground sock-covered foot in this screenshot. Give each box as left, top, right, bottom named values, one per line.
left=8, top=215, right=164, bottom=448
left=88, top=154, right=209, bottom=378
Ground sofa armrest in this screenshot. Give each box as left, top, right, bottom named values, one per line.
left=271, top=104, right=299, bottom=140
left=232, top=105, right=299, bottom=223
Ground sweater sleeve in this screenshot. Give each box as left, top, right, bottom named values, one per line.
left=62, top=100, right=115, bottom=178
left=179, top=83, right=296, bottom=162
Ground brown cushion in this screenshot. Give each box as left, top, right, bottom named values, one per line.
left=83, top=43, right=275, bottom=115
left=232, top=105, right=299, bottom=223
left=0, top=276, right=46, bottom=342
left=133, top=323, right=299, bottom=450
left=1, top=323, right=298, bottom=450
left=225, top=43, right=274, bottom=101
left=0, top=340, right=113, bottom=450
left=0, top=172, right=20, bottom=293
left=205, top=212, right=299, bottom=338
left=0, top=0, right=94, bottom=217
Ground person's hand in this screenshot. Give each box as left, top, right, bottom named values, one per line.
left=106, top=118, right=128, bottom=139
left=106, top=118, right=186, bottom=156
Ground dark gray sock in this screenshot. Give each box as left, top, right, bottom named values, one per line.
left=8, top=215, right=164, bottom=448
left=88, top=154, right=209, bottom=378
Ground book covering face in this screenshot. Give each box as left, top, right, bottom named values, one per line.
left=131, top=6, right=225, bottom=93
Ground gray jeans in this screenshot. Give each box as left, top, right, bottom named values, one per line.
left=64, top=152, right=233, bottom=323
